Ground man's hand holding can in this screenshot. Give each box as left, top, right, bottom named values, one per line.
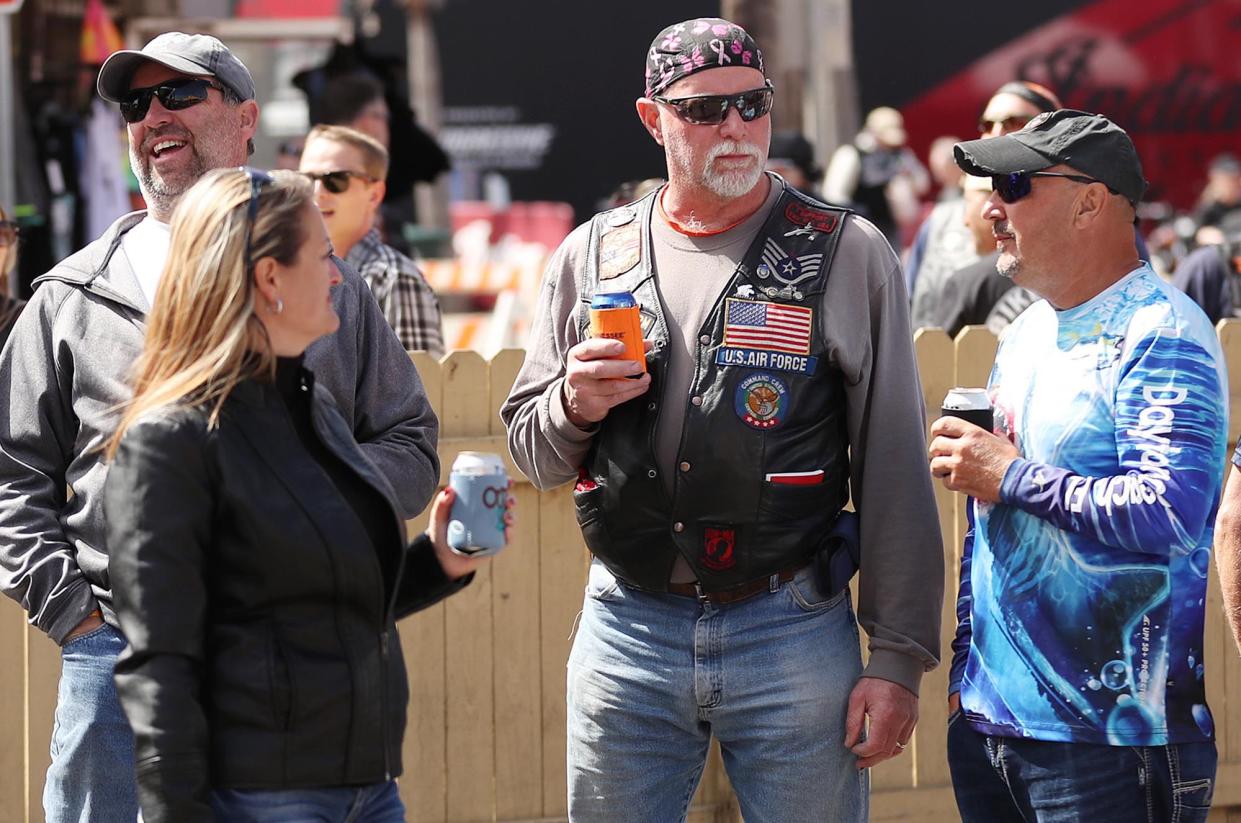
left=562, top=291, right=653, bottom=428
left=929, top=388, right=1020, bottom=502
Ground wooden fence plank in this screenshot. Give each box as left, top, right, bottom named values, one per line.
left=401, top=350, right=448, bottom=822
left=493, top=479, right=544, bottom=819
left=411, top=351, right=445, bottom=423
left=539, top=486, right=587, bottom=817
left=1219, top=319, right=1241, bottom=448
left=914, top=329, right=955, bottom=790
left=26, top=628, right=58, bottom=823
left=401, top=604, right=447, bottom=823
left=0, top=601, right=24, bottom=822
left=440, top=352, right=497, bottom=821
left=488, top=348, right=544, bottom=819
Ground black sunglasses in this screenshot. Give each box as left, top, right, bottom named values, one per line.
left=119, top=77, right=222, bottom=124
left=240, top=167, right=274, bottom=273
left=991, top=171, right=1115, bottom=204
left=978, top=115, right=1032, bottom=135
left=652, top=81, right=775, bottom=125
left=302, top=170, right=376, bottom=194
left=0, top=220, right=17, bottom=247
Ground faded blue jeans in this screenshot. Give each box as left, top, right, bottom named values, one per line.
left=44, top=622, right=139, bottom=823
left=947, top=710, right=1216, bottom=822
left=567, top=559, right=867, bottom=823
left=210, top=780, right=405, bottom=822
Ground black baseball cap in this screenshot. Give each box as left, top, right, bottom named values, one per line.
left=954, top=109, right=1146, bottom=205
left=97, top=32, right=256, bottom=104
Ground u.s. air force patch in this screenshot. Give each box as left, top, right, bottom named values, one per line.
left=714, top=298, right=817, bottom=375
left=598, top=223, right=641, bottom=280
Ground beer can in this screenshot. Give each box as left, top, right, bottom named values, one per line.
left=589, top=291, right=646, bottom=376
left=447, top=452, right=509, bottom=556
left=941, top=387, right=994, bottom=431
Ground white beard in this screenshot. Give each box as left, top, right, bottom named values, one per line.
left=701, top=139, right=766, bottom=198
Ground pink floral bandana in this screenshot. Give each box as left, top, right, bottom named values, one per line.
left=644, top=18, right=765, bottom=98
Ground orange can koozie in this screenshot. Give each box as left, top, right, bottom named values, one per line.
left=589, top=291, right=646, bottom=376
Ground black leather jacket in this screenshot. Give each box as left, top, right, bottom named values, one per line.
left=105, top=373, right=467, bottom=823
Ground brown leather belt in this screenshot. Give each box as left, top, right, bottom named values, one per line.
left=665, top=562, right=810, bottom=605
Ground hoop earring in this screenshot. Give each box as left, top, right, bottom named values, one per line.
left=271, top=297, right=284, bottom=315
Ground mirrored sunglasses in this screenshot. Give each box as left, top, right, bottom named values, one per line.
left=302, top=170, right=377, bottom=194
left=119, top=77, right=223, bottom=124
left=991, top=171, right=1109, bottom=204
left=652, top=81, right=775, bottom=126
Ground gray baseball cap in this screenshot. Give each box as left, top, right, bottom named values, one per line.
left=97, top=32, right=256, bottom=103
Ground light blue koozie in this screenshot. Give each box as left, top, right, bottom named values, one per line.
left=447, top=452, right=509, bottom=556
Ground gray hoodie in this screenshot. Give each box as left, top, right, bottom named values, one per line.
left=0, top=212, right=440, bottom=644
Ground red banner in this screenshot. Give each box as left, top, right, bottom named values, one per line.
left=233, top=0, right=341, bottom=17
left=901, top=0, right=1241, bottom=209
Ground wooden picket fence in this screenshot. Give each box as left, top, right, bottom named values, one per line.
left=6, top=324, right=1241, bottom=822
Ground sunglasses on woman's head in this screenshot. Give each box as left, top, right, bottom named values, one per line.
left=119, top=77, right=222, bottom=124
left=990, top=171, right=1112, bottom=204
left=0, top=221, right=17, bottom=247
left=302, top=170, right=376, bottom=194
left=240, top=167, right=274, bottom=273
left=652, top=81, right=775, bottom=126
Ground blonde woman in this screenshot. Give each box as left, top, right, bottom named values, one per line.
left=0, top=206, right=23, bottom=345
left=103, top=168, right=495, bottom=823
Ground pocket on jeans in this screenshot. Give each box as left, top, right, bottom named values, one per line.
left=584, top=561, right=622, bottom=603
left=1174, top=777, right=1213, bottom=813
left=787, top=572, right=847, bottom=613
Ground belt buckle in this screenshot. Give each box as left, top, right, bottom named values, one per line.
left=693, top=582, right=711, bottom=605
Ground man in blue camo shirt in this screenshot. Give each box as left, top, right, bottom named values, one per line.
left=929, top=110, right=1226, bottom=822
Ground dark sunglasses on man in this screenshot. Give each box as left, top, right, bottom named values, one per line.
left=302, top=170, right=377, bottom=195
left=119, top=77, right=223, bottom=124
left=991, top=171, right=1118, bottom=204
left=652, top=81, right=775, bottom=126
left=0, top=220, right=18, bottom=247
left=977, top=115, right=1032, bottom=135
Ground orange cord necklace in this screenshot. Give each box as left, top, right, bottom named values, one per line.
left=658, top=188, right=753, bottom=237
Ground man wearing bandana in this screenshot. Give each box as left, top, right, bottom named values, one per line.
left=502, top=18, right=942, bottom=822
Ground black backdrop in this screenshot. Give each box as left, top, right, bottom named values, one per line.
left=435, top=2, right=719, bottom=223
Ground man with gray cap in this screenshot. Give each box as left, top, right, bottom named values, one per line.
left=502, top=17, right=942, bottom=822
left=0, top=32, right=440, bottom=821
left=928, top=110, right=1225, bottom=820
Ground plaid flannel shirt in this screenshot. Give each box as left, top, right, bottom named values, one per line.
left=346, top=229, right=445, bottom=357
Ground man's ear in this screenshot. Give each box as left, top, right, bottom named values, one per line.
left=1073, top=183, right=1109, bottom=228
left=238, top=99, right=260, bottom=142
left=369, top=179, right=386, bottom=210
left=636, top=98, right=664, bottom=146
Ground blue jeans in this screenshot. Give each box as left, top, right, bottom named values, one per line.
left=210, top=781, right=405, bottom=822
left=44, top=622, right=139, bottom=823
left=947, top=710, right=1217, bottom=822
left=566, top=559, right=867, bottom=823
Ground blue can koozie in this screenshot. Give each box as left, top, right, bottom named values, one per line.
left=447, top=452, right=509, bottom=556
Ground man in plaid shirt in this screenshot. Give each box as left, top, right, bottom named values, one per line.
left=301, top=124, right=445, bottom=356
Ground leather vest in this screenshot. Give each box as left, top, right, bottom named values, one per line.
left=574, top=181, right=852, bottom=592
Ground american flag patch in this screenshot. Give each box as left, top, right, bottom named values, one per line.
left=722, top=299, right=813, bottom=355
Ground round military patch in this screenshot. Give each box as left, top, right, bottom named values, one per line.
left=734, top=373, right=789, bottom=430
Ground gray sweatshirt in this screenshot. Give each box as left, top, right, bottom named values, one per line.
left=501, top=189, right=943, bottom=694
left=0, top=211, right=440, bottom=644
